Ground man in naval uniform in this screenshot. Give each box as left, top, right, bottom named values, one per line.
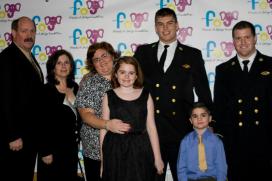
left=134, top=8, right=212, bottom=181
left=214, top=20, right=272, bottom=181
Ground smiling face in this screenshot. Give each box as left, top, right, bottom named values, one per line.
left=12, top=17, right=36, bottom=52
left=155, top=15, right=179, bottom=44
left=190, top=108, right=211, bottom=130
left=92, top=48, right=114, bottom=79
left=54, top=54, right=72, bottom=80
left=115, top=63, right=137, bottom=88
left=233, top=27, right=257, bottom=59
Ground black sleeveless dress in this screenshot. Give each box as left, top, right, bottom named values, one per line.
left=102, top=88, right=155, bottom=181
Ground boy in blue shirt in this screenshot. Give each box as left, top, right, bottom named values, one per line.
left=177, top=102, right=227, bottom=181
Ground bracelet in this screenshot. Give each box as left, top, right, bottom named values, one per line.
left=104, top=120, right=108, bottom=130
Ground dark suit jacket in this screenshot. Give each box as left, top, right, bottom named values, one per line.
left=0, top=42, right=44, bottom=152
left=37, top=82, right=80, bottom=180
left=134, top=41, right=212, bottom=145
left=41, top=82, right=80, bottom=155
left=214, top=50, right=272, bottom=160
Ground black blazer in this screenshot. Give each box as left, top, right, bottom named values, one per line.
left=214, top=51, right=272, bottom=160
left=0, top=43, right=44, bottom=148
left=40, top=82, right=80, bottom=156
left=134, top=41, right=212, bottom=144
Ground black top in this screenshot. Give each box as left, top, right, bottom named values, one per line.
left=102, top=88, right=155, bottom=181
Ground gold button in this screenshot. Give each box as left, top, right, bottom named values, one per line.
left=238, top=99, right=242, bottom=103
left=172, top=85, right=176, bottom=90
left=172, top=99, right=176, bottom=103
left=238, top=122, right=243, bottom=127
left=254, top=97, right=259, bottom=101
left=254, top=109, right=259, bottom=114
left=172, top=112, right=176, bottom=116
left=156, top=84, right=160, bottom=88
left=156, top=109, right=160, bottom=114
left=255, top=121, right=259, bottom=125
left=239, top=111, right=243, bottom=115
left=156, top=97, right=159, bottom=101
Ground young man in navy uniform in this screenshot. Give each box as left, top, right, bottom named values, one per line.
left=134, top=8, right=212, bottom=181
left=214, top=20, right=272, bottom=181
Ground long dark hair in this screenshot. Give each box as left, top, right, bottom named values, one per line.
left=46, top=49, right=75, bottom=88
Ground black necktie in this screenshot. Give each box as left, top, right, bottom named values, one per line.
left=242, top=60, right=250, bottom=74
left=159, top=45, right=169, bottom=70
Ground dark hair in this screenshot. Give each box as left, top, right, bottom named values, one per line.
left=155, top=8, right=177, bottom=23
left=46, top=49, right=75, bottom=88
left=232, top=20, right=256, bottom=38
left=11, top=16, right=36, bottom=31
left=190, top=102, right=210, bottom=116
left=111, top=56, right=143, bottom=89
left=86, top=41, right=119, bottom=74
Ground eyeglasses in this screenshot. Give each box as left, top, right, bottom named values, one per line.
left=92, top=52, right=110, bottom=64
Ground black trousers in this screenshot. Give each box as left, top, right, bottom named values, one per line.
left=37, top=151, right=78, bottom=181
left=83, top=156, right=101, bottom=181
left=155, top=143, right=179, bottom=181
left=2, top=140, right=37, bottom=181
left=188, top=177, right=216, bottom=181
left=228, top=158, right=272, bottom=181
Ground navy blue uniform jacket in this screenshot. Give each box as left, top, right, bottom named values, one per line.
left=134, top=41, right=212, bottom=145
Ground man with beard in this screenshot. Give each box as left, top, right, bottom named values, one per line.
left=0, top=16, right=44, bottom=181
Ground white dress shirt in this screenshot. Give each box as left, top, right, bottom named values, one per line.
left=157, top=41, right=178, bottom=72
left=237, top=50, right=257, bottom=72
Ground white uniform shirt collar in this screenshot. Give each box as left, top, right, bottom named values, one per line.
left=237, top=50, right=257, bottom=71
left=158, top=40, right=178, bottom=72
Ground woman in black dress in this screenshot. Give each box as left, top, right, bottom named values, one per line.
left=100, top=56, right=164, bottom=181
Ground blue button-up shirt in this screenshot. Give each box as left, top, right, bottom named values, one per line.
left=177, top=129, right=227, bottom=181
